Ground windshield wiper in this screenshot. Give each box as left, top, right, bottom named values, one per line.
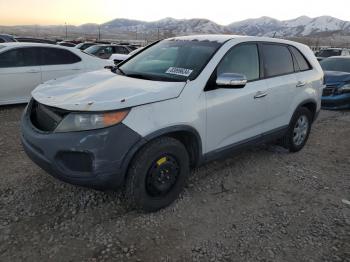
left=110, top=66, right=126, bottom=75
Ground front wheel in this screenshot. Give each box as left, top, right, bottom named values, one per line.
left=124, top=137, right=190, bottom=212
left=280, top=107, right=312, bottom=152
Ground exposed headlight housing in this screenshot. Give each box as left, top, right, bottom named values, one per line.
left=54, top=110, right=129, bottom=133
left=338, top=83, right=350, bottom=94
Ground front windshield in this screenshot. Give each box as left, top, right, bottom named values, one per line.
left=318, top=49, right=341, bottom=58
left=320, top=58, right=350, bottom=73
left=119, top=39, right=221, bottom=82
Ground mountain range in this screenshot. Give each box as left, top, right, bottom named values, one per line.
left=1, top=16, right=350, bottom=39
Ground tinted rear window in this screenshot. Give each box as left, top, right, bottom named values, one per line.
left=290, top=46, right=311, bottom=71
left=41, top=47, right=81, bottom=65
left=262, top=44, right=294, bottom=77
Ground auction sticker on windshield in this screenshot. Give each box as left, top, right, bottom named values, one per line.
left=166, top=67, right=193, bottom=77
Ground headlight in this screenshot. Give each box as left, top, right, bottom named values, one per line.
left=54, top=110, right=129, bottom=132
left=339, top=83, right=350, bottom=94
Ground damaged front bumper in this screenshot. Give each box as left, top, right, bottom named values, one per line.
left=20, top=105, right=142, bottom=190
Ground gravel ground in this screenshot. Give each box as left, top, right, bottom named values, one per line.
left=0, top=105, right=349, bottom=262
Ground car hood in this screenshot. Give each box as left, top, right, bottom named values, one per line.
left=324, top=71, right=350, bottom=87
left=32, top=70, right=187, bottom=111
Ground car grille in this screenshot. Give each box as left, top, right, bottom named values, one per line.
left=30, top=100, right=68, bottom=132
left=322, top=86, right=336, bottom=97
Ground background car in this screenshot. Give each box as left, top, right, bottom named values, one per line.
left=320, top=56, right=350, bottom=109
left=14, top=37, right=56, bottom=45
left=0, top=34, right=17, bottom=43
left=316, top=48, right=350, bottom=61
left=110, top=47, right=144, bottom=64
left=75, top=42, right=97, bottom=50
left=84, top=44, right=133, bottom=59
left=57, top=41, right=77, bottom=47
left=0, top=42, right=113, bottom=105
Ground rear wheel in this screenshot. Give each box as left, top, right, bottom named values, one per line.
left=125, top=137, right=190, bottom=212
left=280, top=107, right=312, bottom=152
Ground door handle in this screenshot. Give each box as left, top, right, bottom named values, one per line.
left=71, top=68, right=81, bottom=71
left=296, top=81, right=306, bottom=87
left=254, top=91, right=268, bottom=99
left=26, top=69, right=40, bottom=73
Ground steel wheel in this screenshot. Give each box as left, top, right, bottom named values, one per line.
left=145, top=155, right=180, bottom=197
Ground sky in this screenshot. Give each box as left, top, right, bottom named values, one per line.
left=0, top=0, right=350, bottom=26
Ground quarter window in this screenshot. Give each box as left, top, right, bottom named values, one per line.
left=217, top=44, right=260, bottom=81
left=0, top=47, right=40, bottom=68
left=290, top=46, right=311, bottom=71
left=40, top=47, right=81, bottom=65
left=262, top=44, right=294, bottom=77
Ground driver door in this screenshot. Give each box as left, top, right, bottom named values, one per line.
left=205, top=43, right=270, bottom=154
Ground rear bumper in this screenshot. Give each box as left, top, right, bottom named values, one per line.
left=321, top=93, right=350, bottom=110
left=20, top=108, right=142, bottom=190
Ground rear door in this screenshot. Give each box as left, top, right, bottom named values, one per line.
left=261, top=43, right=299, bottom=130
left=0, top=47, right=42, bottom=104
left=40, top=47, right=84, bottom=82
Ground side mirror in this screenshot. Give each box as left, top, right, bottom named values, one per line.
left=216, top=73, right=247, bottom=88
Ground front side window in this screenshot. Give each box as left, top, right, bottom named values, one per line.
left=119, top=40, right=221, bottom=82
left=217, top=44, right=260, bottom=81
left=0, top=47, right=40, bottom=68
left=262, top=44, right=294, bottom=78
left=41, top=48, right=81, bottom=65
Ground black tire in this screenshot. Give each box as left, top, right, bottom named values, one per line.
left=125, top=137, right=190, bottom=212
left=280, top=107, right=312, bottom=152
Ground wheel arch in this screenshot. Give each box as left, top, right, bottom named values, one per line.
left=120, top=125, right=203, bottom=181
left=295, top=99, right=318, bottom=122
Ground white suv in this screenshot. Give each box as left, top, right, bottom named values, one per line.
left=21, top=35, right=323, bottom=211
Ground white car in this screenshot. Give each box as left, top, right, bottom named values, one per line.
left=110, top=47, right=144, bottom=64
left=84, top=44, right=133, bottom=60
left=21, top=35, right=323, bottom=211
left=0, top=43, right=113, bottom=105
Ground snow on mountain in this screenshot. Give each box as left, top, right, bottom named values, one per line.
left=227, top=16, right=282, bottom=36
left=100, top=17, right=229, bottom=35
left=228, top=15, right=350, bottom=37
left=2, top=16, right=350, bottom=39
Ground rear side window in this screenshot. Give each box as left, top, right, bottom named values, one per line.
left=290, top=46, right=311, bottom=71
left=0, top=47, right=40, bottom=68
left=217, top=44, right=260, bottom=81
left=262, top=44, right=294, bottom=78
left=41, top=47, right=81, bottom=65
left=0, top=39, right=4, bottom=43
